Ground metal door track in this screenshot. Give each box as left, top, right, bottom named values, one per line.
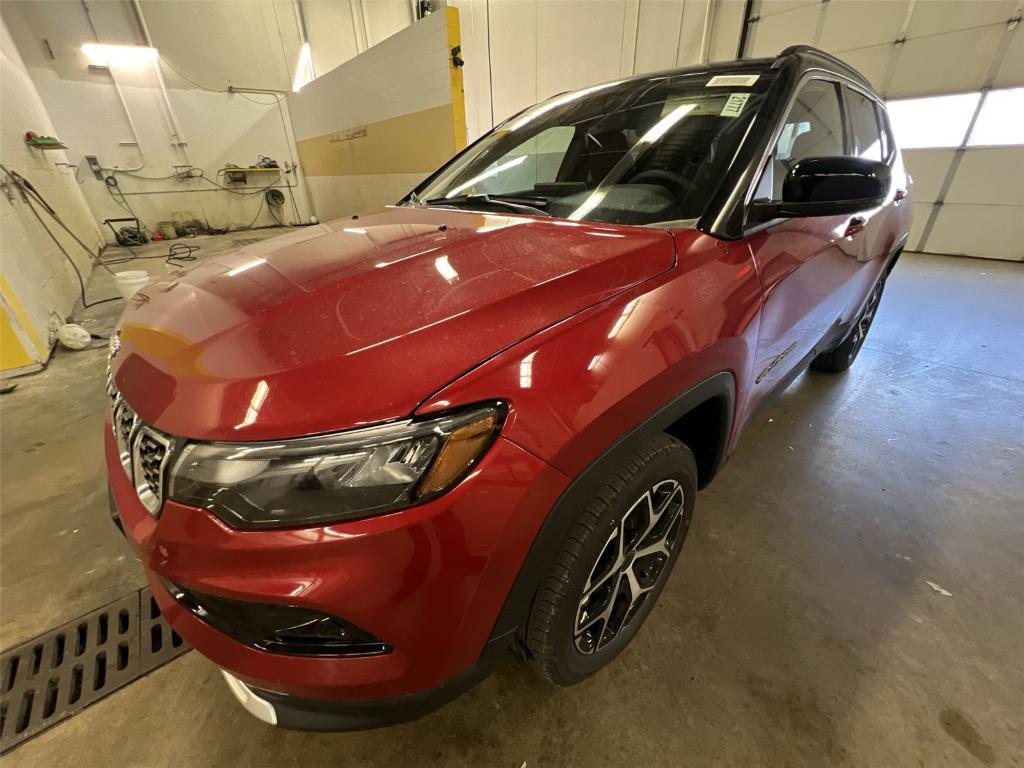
left=0, top=586, right=190, bottom=754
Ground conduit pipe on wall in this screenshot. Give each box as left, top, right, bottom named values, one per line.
left=129, top=0, right=191, bottom=166
left=698, top=0, right=715, bottom=64
left=80, top=0, right=145, bottom=172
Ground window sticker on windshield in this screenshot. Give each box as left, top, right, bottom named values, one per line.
left=720, top=93, right=751, bottom=117
left=708, top=74, right=759, bottom=87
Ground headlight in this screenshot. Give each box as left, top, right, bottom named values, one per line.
left=168, top=403, right=505, bottom=530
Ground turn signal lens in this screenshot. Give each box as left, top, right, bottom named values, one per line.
left=418, top=414, right=498, bottom=496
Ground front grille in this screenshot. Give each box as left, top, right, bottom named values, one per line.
left=107, top=376, right=174, bottom=516
left=132, top=429, right=171, bottom=514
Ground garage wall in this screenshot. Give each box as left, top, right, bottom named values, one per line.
left=447, top=0, right=747, bottom=141
left=1, top=15, right=103, bottom=374
left=741, top=0, right=1024, bottom=261
left=288, top=8, right=465, bottom=220
left=1, top=0, right=322, bottom=236
left=304, top=0, right=416, bottom=75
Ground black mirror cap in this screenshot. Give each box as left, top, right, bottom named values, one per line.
left=749, top=157, right=890, bottom=224
left=784, top=156, right=890, bottom=204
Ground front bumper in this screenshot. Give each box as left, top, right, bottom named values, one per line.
left=218, top=654, right=496, bottom=731
left=105, top=422, right=568, bottom=724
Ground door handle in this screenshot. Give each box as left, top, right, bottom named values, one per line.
left=844, top=216, right=866, bottom=238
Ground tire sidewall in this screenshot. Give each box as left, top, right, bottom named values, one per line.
left=548, top=443, right=697, bottom=684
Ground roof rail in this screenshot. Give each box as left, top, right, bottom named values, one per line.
left=775, top=44, right=872, bottom=88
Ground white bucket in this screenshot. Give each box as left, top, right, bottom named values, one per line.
left=114, top=270, right=151, bottom=299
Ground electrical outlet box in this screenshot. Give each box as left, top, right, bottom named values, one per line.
left=84, top=155, right=103, bottom=180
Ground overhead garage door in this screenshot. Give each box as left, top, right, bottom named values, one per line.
left=741, top=0, right=1024, bottom=261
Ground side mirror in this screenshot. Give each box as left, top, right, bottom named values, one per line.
left=750, top=156, right=890, bottom=222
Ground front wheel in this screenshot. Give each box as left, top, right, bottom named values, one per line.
left=523, top=434, right=697, bottom=685
left=811, top=274, right=886, bottom=373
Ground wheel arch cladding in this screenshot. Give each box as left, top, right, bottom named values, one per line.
left=487, top=371, right=735, bottom=643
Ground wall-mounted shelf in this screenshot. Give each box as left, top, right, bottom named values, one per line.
left=25, top=138, right=67, bottom=150
left=220, top=166, right=283, bottom=183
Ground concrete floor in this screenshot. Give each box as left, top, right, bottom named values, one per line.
left=1, top=241, right=1022, bottom=767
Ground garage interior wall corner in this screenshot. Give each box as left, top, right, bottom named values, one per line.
left=0, top=13, right=103, bottom=374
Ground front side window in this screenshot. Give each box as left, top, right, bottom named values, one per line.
left=756, top=79, right=845, bottom=200
left=414, top=73, right=773, bottom=226
left=846, top=87, right=883, bottom=161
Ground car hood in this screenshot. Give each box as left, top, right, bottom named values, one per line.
left=111, top=206, right=675, bottom=441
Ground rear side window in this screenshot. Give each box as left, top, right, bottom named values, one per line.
left=758, top=79, right=844, bottom=199
left=846, top=87, right=883, bottom=161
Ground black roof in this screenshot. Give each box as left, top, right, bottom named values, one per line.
left=616, top=45, right=872, bottom=93
left=774, top=45, right=872, bottom=88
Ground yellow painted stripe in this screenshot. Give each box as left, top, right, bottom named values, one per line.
left=446, top=5, right=467, bottom=152
left=1, top=305, right=36, bottom=371
left=0, top=273, right=45, bottom=358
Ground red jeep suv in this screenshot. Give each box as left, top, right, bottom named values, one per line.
left=105, top=46, right=911, bottom=729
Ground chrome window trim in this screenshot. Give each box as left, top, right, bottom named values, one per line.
left=742, top=71, right=848, bottom=210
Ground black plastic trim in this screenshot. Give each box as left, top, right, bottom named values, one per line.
left=161, top=579, right=391, bottom=658
left=246, top=632, right=509, bottom=731
left=486, top=372, right=735, bottom=643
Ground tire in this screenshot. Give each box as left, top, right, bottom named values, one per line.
left=523, top=434, right=698, bottom=686
left=811, top=274, right=886, bottom=373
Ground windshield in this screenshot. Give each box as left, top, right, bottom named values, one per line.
left=414, top=71, right=772, bottom=226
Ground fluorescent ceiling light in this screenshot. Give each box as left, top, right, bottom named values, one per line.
left=292, top=42, right=314, bottom=92
left=82, top=43, right=158, bottom=67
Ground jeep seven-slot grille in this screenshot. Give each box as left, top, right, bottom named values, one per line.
left=107, top=376, right=173, bottom=516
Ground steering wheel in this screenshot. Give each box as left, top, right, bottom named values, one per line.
left=628, top=169, right=697, bottom=200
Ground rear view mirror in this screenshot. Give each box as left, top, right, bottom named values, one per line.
left=750, top=156, right=890, bottom=222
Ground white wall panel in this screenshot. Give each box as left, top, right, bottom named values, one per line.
left=820, top=0, right=910, bottom=52
left=288, top=15, right=451, bottom=141
left=994, top=29, right=1024, bottom=88
left=887, top=25, right=1006, bottom=98
left=707, top=0, right=746, bottom=61
left=904, top=0, right=1018, bottom=38
left=925, top=204, right=1024, bottom=261
left=902, top=149, right=956, bottom=204
left=454, top=0, right=747, bottom=133
left=756, top=1, right=818, bottom=18
left=304, top=0, right=361, bottom=76
left=536, top=1, right=632, bottom=99
left=287, top=11, right=454, bottom=220
left=676, top=0, right=713, bottom=67
left=944, top=148, right=1024, bottom=206
left=747, top=4, right=821, bottom=58
left=634, top=0, right=685, bottom=74
left=907, top=202, right=932, bottom=252
left=486, top=0, right=539, bottom=123
left=830, top=43, right=892, bottom=90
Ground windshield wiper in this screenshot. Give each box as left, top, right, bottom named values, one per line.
left=424, top=193, right=551, bottom=217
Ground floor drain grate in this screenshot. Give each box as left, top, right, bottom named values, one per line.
left=232, top=238, right=261, bottom=247
left=0, top=587, right=189, bottom=754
